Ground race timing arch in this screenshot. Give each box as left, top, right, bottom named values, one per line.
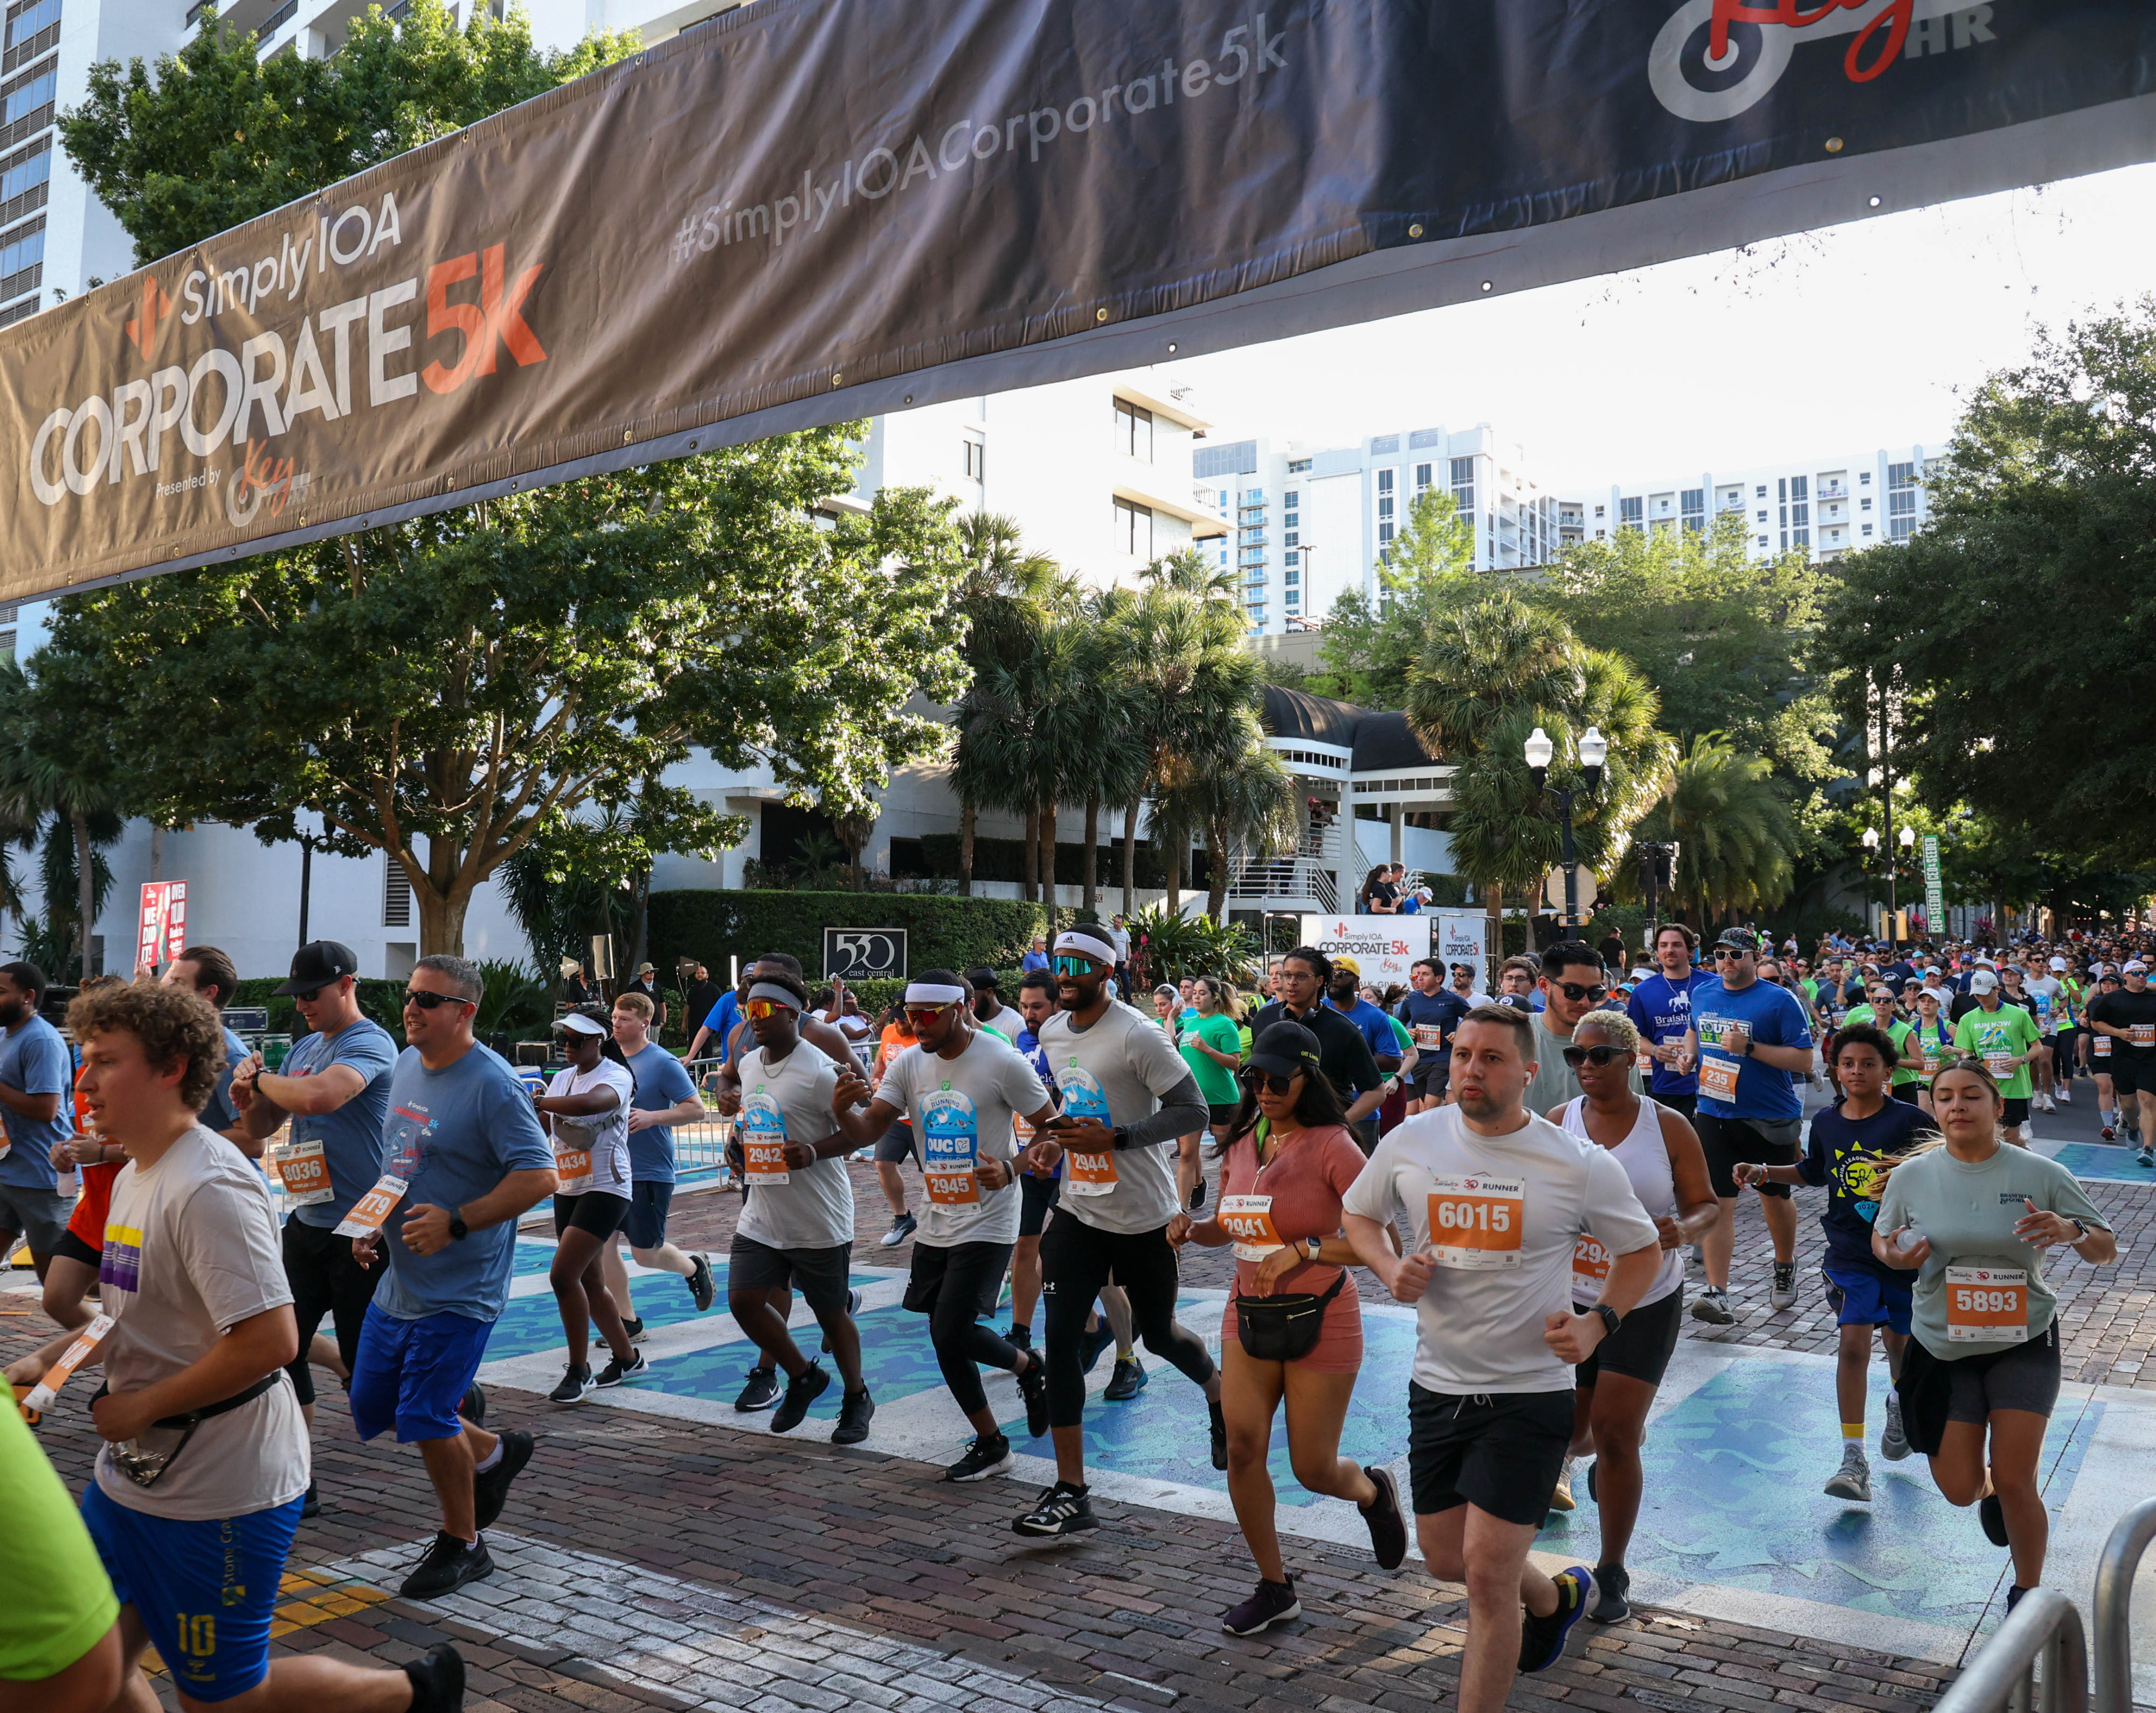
left=1, top=0, right=2151, bottom=605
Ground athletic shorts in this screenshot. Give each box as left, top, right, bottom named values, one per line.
left=1411, top=1067, right=1449, bottom=1101
left=2002, top=1097, right=2031, bottom=1126
left=1822, top=1260, right=1912, bottom=1335
left=904, top=1239, right=1011, bottom=1319
left=554, top=1190, right=630, bottom=1240
left=1205, top=1102, right=1238, bottom=1127
left=2108, top=1056, right=2156, bottom=1097
left=1572, top=1286, right=1683, bottom=1387
left=874, top=1121, right=916, bottom=1165
left=0, top=1183, right=67, bottom=1256
left=1018, top=1170, right=1060, bottom=1238
left=1406, top=1384, right=1573, bottom=1527
left=728, top=1234, right=853, bottom=1319
left=281, top=1214, right=386, bottom=1407
left=349, top=1302, right=495, bottom=1444
left=1695, top=1112, right=1798, bottom=1200
left=621, top=1180, right=673, bottom=1250
left=50, top=1226, right=100, bottom=1269
left=1655, top=1091, right=1697, bottom=1123
left=80, top=1484, right=305, bottom=1704
left=1890, top=1083, right=1922, bottom=1104
left=1944, top=1321, right=2061, bottom=1424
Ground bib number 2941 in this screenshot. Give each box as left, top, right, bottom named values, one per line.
left=1427, top=1175, right=1524, bottom=1270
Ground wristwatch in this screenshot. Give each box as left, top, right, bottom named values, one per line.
left=1590, top=1303, right=1621, bottom=1337
left=2068, top=1218, right=2088, bottom=1242
left=1304, top=1237, right=1323, bottom=1261
left=1110, top=1125, right=1129, bottom=1151
left=448, top=1213, right=469, bottom=1242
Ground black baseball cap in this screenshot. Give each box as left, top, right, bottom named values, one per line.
left=277, top=940, right=358, bottom=995
left=965, top=966, right=1000, bottom=992
left=1247, top=1021, right=1323, bottom=1078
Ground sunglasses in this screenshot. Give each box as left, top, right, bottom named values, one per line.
left=1554, top=982, right=1608, bottom=1003
left=404, top=988, right=471, bottom=1010
left=1051, top=955, right=1101, bottom=977
left=1240, top=1067, right=1303, bottom=1096
left=292, top=984, right=331, bottom=1003
left=903, top=1004, right=953, bottom=1026
left=1712, top=948, right=1749, bottom=961
left=1560, top=1044, right=1628, bottom=1068
left=744, top=999, right=796, bottom=1020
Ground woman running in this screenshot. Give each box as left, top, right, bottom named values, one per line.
left=1180, top=1021, right=1406, bottom=1636
left=1875, top=1059, right=2116, bottom=1611
left=1544, top=1011, right=1716, bottom=1621
left=537, top=1011, right=646, bottom=1402
left=1909, top=986, right=1957, bottom=1117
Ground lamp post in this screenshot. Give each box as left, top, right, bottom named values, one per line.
left=1861, top=826, right=1881, bottom=940
left=296, top=829, right=324, bottom=949
left=1525, top=724, right=1605, bottom=931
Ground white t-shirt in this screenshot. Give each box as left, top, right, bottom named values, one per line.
left=544, top=1059, right=633, bottom=1196
left=876, top=1032, right=1050, bottom=1247
left=1038, top=1004, right=1191, bottom=1234
left=1340, top=1103, right=1660, bottom=1395
left=977, top=1003, right=1027, bottom=1042
left=735, top=1042, right=852, bottom=1252
left=94, top=1127, right=310, bottom=1519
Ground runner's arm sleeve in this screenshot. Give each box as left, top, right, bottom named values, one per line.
left=1116, top=1070, right=1206, bottom=1150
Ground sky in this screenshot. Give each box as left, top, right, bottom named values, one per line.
left=1179, top=162, right=2156, bottom=496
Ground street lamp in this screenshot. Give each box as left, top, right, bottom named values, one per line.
left=1525, top=724, right=1605, bottom=930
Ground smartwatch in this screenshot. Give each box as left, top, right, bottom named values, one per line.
left=1590, top=1303, right=1621, bottom=1338
left=1304, top=1237, right=1323, bottom=1261
left=1110, top=1125, right=1129, bottom=1152
left=448, top=1213, right=469, bottom=1242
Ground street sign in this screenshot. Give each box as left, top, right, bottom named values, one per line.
left=1923, top=835, right=1944, bottom=934
left=824, top=928, right=907, bottom=983
left=134, top=880, right=186, bottom=972
left=1540, top=869, right=1599, bottom=915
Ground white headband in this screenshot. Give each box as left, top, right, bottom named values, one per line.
left=903, top=983, right=966, bottom=1005
left=1054, top=928, right=1117, bottom=961
left=747, top=981, right=801, bottom=1009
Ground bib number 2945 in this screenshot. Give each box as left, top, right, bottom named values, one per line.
left=1427, top=1175, right=1524, bottom=1270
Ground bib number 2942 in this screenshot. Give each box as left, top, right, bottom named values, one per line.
left=1427, top=1175, right=1524, bottom=1270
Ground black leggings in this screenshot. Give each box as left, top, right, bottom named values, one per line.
left=910, top=1240, right=1028, bottom=1416
left=1039, top=1211, right=1213, bottom=1428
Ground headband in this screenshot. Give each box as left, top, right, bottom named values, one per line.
left=1054, top=928, right=1118, bottom=962
left=903, top=983, right=966, bottom=1005
left=747, top=981, right=802, bottom=1010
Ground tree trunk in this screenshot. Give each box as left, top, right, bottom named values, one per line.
left=414, top=880, right=471, bottom=958
left=627, top=869, right=651, bottom=975
left=1082, top=796, right=1100, bottom=915
left=1023, top=804, right=1040, bottom=901
left=1121, top=798, right=1141, bottom=918
left=959, top=798, right=976, bottom=898
left=1165, top=837, right=1182, bottom=917
left=1040, top=798, right=1060, bottom=940
left=73, top=813, right=93, bottom=979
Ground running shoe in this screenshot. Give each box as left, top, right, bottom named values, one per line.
left=2139, top=1149, right=2153, bottom=1170
left=1359, top=1466, right=1407, bottom=1570
left=831, top=1386, right=875, bottom=1445
left=945, top=1433, right=1015, bottom=1482
left=1980, top=1490, right=2009, bottom=1546
left=1007, top=1323, right=1033, bottom=1351
left=402, top=1642, right=467, bottom=1713
left=548, top=1362, right=595, bottom=1404
left=1103, top=1356, right=1148, bottom=1401
left=473, top=1429, right=535, bottom=1529
left=1080, top=1317, right=1116, bottom=1373
left=1881, top=1394, right=1910, bottom=1462
left=300, top=1480, right=320, bottom=1519
left=1590, top=1563, right=1630, bottom=1624
left=734, top=1366, right=780, bottom=1411
left=2102, top=1122, right=2118, bottom=1141
left=1549, top=1456, right=1577, bottom=1512
left=1189, top=1180, right=1207, bottom=1212
left=823, top=1288, right=864, bottom=1353
left=2007, top=1583, right=2030, bottom=1614
left=2056, top=1087, right=2072, bottom=1105
left=1518, top=1566, right=1594, bottom=1673
left=621, top=1317, right=648, bottom=1345
left=1824, top=1443, right=1871, bottom=1502
left=1771, top=1261, right=1797, bottom=1310
left=596, top=1349, right=648, bottom=1387
left=1018, top=1354, right=1050, bottom=1439
left=1690, top=1287, right=1734, bottom=1324
left=880, top=1212, right=917, bottom=1247
left=687, top=1253, right=716, bottom=1311
left=1210, top=1399, right=1228, bottom=1472
left=771, top=1363, right=830, bottom=1433
left=1013, top=1480, right=1097, bottom=1537
left=399, top=1531, right=494, bottom=1599
left=1221, top=1576, right=1301, bottom=1636
left=461, top=1382, right=487, bottom=1428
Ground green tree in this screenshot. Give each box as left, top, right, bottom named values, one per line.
left=1620, top=735, right=1798, bottom=927
left=1151, top=716, right=1298, bottom=919
left=1313, top=488, right=1478, bottom=707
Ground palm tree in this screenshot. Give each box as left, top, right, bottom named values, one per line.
left=1138, top=545, right=1240, bottom=600
left=0, top=659, right=131, bottom=978
left=1151, top=715, right=1300, bottom=918
left=1623, top=734, right=1799, bottom=926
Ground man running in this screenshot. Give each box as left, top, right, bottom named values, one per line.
left=1342, top=1006, right=1662, bottom=1711
left=598, top=991, right=717, bottom=1338
left=160, top=947, right=252, bottom=1139
left=1324, top=956, right=1402, bottom=1148
left=1395, top=958, right=1469, bottom=1114
left=2090, top=959, right=2156, bottom=1164
left=1013, top=923, right=1224, bottom=1536
left=1251, top=948, right=1385, bottom=1141
left=968, top=968, right=1026, bottom=1042
left=1952, top=970, right=2043, bottom=1145
left=0, top=962, right=74, bottom=1291
left=1627, top=924, right=1713, bottom=1121
left=1522, top=943, right=1637, bottom=1118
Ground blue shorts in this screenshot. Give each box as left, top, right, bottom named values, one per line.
left=80, top=1483, right=303, bottom=1703
left=350, top=1302, right=494, bottom=1443
left=623, top=1179, right=673, bottom=1250
left=1821, top=1260, right=1913, bottom=1335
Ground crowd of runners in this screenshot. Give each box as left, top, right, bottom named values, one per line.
left=0, top=914, right=2145, bottom=1713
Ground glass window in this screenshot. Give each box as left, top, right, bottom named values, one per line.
left=1619, top=496, right=1643, bottom=530
left=1283, top=530, right=1298, bottom=547
left=5, top=0, right=59, bottom=46
left=1284, top=570, right=1300, bottom=585
left=1378, top=521, right=1394, bottom=543
left=0, top=222, right=42, bottom=280
left=0, top=142, right=49, bottom=204
left=4, top=70, right=54, bottom=126
left=1113, top=496, right=1152, bottom=558
left=1377, top=469, right=1394, bottom=492
left=1681, top=488, right=1705, bottom=531
left=1287, top=458, right=1310, bottom=473
left=1112, top=397, right=1152, bottom=461
left=961, top=438, right=983, bottom=481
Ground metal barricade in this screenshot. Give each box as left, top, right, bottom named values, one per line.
left=2094, top=1494, right=2156, bottom=1713
left=675, top=1056, right=735, bottom=1178
left=1934, top=1588, right=2088, bottom=1713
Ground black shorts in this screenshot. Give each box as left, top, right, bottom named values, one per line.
left=729, top=1233, right=853, bottom=1318
left=1573, top=1287, right=1683, bottom=1387
left=874, top=1121, right=916, bottom=1165
left=1019, top=1170, right=1060, bottom=1238
left=621, top=1180, right=673, bottom=1250
left=555, top=1191, right=631, bottom=1240
left=2002, top=1097, right=2031, bottom=1126
left=281, top=1214, right=386, bottom=1407
left=1696, top=1111, right=1798, bottom=1199
left=1891, top=1083, right=1922, bottom=1105
left=1943, top=1321, right=2062, bottom=1424
left=1407, top=1384, right=1574, bottom=1526
left=904, top=1239, right=1012, bottom=1318
left=1655, top=1092, right=1697, bottom=1122
left=2109, top=1055, right=2156, bottom=1097
left=1205, top=1103, right=1238, bottom=1127
left=49, top=1227, right=99, bottom=1269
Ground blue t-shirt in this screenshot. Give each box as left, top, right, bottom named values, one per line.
left=1328, top=996, right=1401, bottom=1065
left=625, top=1042, right=698, bottom=1185
left=1627, top=969, right=1717, bottom=1098
left=1394, top=989, right=1470, bottom=1064
left=701, top=991, right=742, bottom=1063
left=199, top=1026, right=252, bottom=1134
left=374, top=1044, right=553, bottom=1323
left=1021, top=950, right=1050, bottom=972
left=281, top=1017, right=399, bottom=1228
left=1796, top=1097, right=1938, bottom=1270
left=0, top=1016, right=72, bottom=1190
left=1692, top=976, right=1813, bottom=1122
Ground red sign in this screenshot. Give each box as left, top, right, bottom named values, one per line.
left=135, top=880, right=187, bottom=972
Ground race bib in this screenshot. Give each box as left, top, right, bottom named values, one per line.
left=1922, top=1052, right=1944, bottom=1079
left=741, top=1091, right=789, bottom=1185
left=1984, top=1051, right=2017, bottom=1081
left=333, top=1173, right=408, bottom=1239
left=1412, top=1025, right=1445, bottom=1049
left=553, top=1145, right=593, bottom=1194
left=1219, top=1193, right=1285, bottom=1262
left=271, top=1137, right=333, bottom=1206
left=1065, top=1149, right=1119, bottom=1196
left=922, top=1087, right=980, bottom=1207
left=2097, top=1034, right=2113, bottom=1058
left=1427, top=1174, right=1524, bottom=1270
left=1946, top=1266, right=2028, bottom=1343
left=1636, top=1048, right=1654, bottom=1076
left=2133, top=1025, right=2155, bottom=1048
left=1572, top=1233, right=1612, bottom=1294
left=23, top=1312, right=114, bottom=1413
left=1699, top=1056, right=1742, bottom=1102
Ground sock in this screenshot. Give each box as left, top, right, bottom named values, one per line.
left=1117, top=1345, right=1136, bottom=1361
left=473, top=1440, right=504, bottom=1474
left=1842, top=1423, right=1864, bottom=1442
left=2104, top=1108, right=2119, bottom=1128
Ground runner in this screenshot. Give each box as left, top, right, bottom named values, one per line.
left=349, top=955, right=557, bottom=1598
left=1875, top=1060, right=2116, bottom=1610
left=160, top=947, right=251, bottom=1140
left=1342, top=1006, right=1662, bottom=1710
left=1540, top=1011, right=1715, bottom=1618
left=1951, top=971, right=2043, bottom=1145
left=2089, top=959, right=2156, bottom=1165
left=536, top=1011, right=646, bottom=1403
left=1676, top=929, right=1814, bottom=1322
left=727, top=970, right=874, bottom=1443
left=830, top=970, right=1056, bottom=1478
left=1736, top=1023, right=1937, bottom=1504
left=1251, top=948, right=1385, bottom=1142
left=1179, top=1020, right=1406, bottom=1633
left=1626, top=924, right=1712, bottom=1121
left=1908, top=985, right=1958, bottom=1117
left=1999, top=963, right=2056, bottom=1115
left=2089, top=969, right=2127, bottom=1141
left=1522, top=943, right=1636, bottom=1119
left=966, top=968, right=1026, bottom=1042
left=2049, top=957, right=2084, bottom=1106
left=597, top=991, right=717, bottom=1341
left=1012, top=923, right=1224, bottom=1537
left=1178, top=977, right=1245, bottom=1211
left=0, top=962, right=75, bottom=1293
left=0, top=1366, right=122, bottom=1712
left=1397, top=958, right=1471, bottom=1115
left=11, top=978, right=466, bottom=1711
left=1323, top=957, right=1403, bottom=1150
left=1844, top=982, right=1922, bottom=1105
left=872, top=1004, right=921, bottom=1245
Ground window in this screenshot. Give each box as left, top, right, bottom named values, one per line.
left=1283, top=509, right=1298, bottom=528
left=1284, top=569, right=1300, bottom=586
left=1378, top=521, right=1394, bottom=544
left=383, top=854, right=412, bottom=928
left=5, top=0, right=59, bottom=48
left=961, top=437, right=983, bottom=481
left=1376, top=467, right=1393, bottom=524
left=1756, top=509, right=1767, bottom=523
left=1862, top=523, right=1874, bottom=536
left=1757, top=535, right=1768, bottom=547
left=1113, top=496, right=1153, bottom=557
left=1414, top=461, right=1432, bottom=493
left=1619, top=496, right=1643, bottom=531
left=1681, top=488, right=1704, bottom=531
left=1888, top=461, right=1919, bottom=538
left=3, top=68, right=53, bottom=125
left=1283, top=530, right=1298, bottom=547
left=1288, top=458, right=1311, bottom=473
left=1860, top=471, right=1872, bottom=485
left=0, top=217, right=41, bottom=281
left=1112, top=397, right=1152, bottom=461
left=0, top=141, right=47, bottom=209
left=1283, top=488, right=1299, bottom=508
left=1756, top=484, right=1767, bottom=498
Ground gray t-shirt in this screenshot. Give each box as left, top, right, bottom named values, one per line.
left=281, top=1017, right=398, bottom=1228
left=877, top=1032, right=1049, bottom=1248
left=735, top=1042, right=853, bottom=1252
left=94, top=1127, right=309, bottom=1520
left=1038, top=1004, right=1189, bottom=1234
left=1521, top=1009, right=1638, bottom=1119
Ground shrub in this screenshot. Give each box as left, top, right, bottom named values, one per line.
left=647, top=890, right=1047, bottom=989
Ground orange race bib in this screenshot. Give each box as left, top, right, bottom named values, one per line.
left=1698, top=1056, right=1742, bottom=1102
left=2096, top=1034, right=2113, bottom=1058
left=1636, top=1048, right=1654, bottom=1076
left=271, top=1137, right=333, bottom=1206
left=742, top=1133, right=789, bottom=1185
left=1427, top=1174, right=1524, bottom=1270
left=1922, top=1052, right=1944, bottom=1079
left=553, top=1146, right=593, bottom=1193
left=925, top=1166, right=979, bottom=1206
left=1572, top=1233, right=1612, bottom=1294
left=1984, top=1051, right=2017, bottom=1081
left=1412, top=1025, right=1445, bottom=1049
left=2134, top=1025, right=2155, bottom=1048
left=1946, top=1266, right=2027, bottom=1343
left=1066, top=1149, right=1119, bottom=1196
left=333, top=1173, right=409, bottom=1239
left=1219, top=1193, right=1285, bottom=1262
left=23, top=1312, right=114, bottom=1414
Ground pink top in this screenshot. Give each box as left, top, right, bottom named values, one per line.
left=1218, top=1120, right=1368, bottom=1302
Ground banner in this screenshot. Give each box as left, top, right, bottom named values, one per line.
left=2, top=0, right=2152, bottom=600
left=1299, top=914, right=1431, bottom=990
left=1923, top=834, right=1944, bottom=934
left=1436, top=912, right=1491, bottom=999
left=134, top=880, right=186, bottom=972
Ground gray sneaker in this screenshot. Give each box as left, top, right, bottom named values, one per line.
left=1881, top=1394, right=1911, bottom=1462
left=1823, top=1442, right=1871, bottom=1502
left=1690, top=1287, right=1734, bottom=1324
left=1770, top=1261, right=1797, bottom=1310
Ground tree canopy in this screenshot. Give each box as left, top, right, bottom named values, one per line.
left=1312, top=488, right=1478, bottom=707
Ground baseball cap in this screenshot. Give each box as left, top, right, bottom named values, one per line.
left=1970, top=970, right=1999, bottom=993
left=1247, top=1021, right=1323, bottom=1078
left=277, top=940, right=358, bottom=996
left=1332, top=954, right=1362, bottom=976
left=2127, top=961, right=2150, bottom=975
left=557, top=1012, right=607, bottom=1037
left=2050, top=956, right=2067, bottom=971
left=1713, top=928, right=1762, bottom=955
left=965, top=966, right=1000, bottom=992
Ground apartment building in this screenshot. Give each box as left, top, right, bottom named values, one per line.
left=1572, top=447, right=1941, bottom=563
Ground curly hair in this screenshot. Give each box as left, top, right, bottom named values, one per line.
left=67, top=976, right=227, bottom=1113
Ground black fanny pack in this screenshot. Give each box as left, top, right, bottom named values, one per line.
left=93, top=1371, right=286, bottom=1489
left=1234, top=1269, right=1346, bottom=1363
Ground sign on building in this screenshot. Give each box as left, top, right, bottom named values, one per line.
left=824, top=927, right=907, bottom=984
left=1297, top=915, right=1431, bottom=990
left=1436, top=913, right=1494, bottom=998
left=135, top=880, right=186, bottom=972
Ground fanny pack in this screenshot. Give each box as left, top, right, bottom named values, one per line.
left=1234, top=1269, right=1346, bottom=1363
left=93, top=1371, right=287, bottom=1490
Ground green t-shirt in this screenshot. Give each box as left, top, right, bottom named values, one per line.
left=1952, top=1004, right=2043, bottom=1099
left=1836, top=1008, right=1919, bottom=1085
left=1876, top=1142, right=2108, bottom=1356
left=0, top=1397, right=117, bottom=1681
left=1179, top=1012, right=1244, bottom=1107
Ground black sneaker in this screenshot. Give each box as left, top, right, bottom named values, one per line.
left=473, top=1429, right=534, bottom=1530
left=1210, top=1398, right=1228, bottom=1472
left=1103, top=1356, right=1148, bottom=1401
left=734, top=1366, right=780, bottom=1412
left=460, top=1382, right=487, bottom=1428
left=880, top=1211, right=917, bottom=1247
left=1221, top=1576, right=1300, bottom=1636
left=1590, top=1563, right=1630, bottom=1623
left=1013, top=1480, right=1096, bottom=1537
left=596, top=1349, right=648, bottom=1388
left=621, top=1317, right=648, bottom=1345
left=771, top=1363, right=830, bottom=1433
left=1080, top=1316, right=1115, bottom=1373
left=1189, top=1180, right=1207, bottom=1212
left=687, top=1253, right=717, bottom=1311
left=832, top=1387, right=875, bottom=1445
left=1008, top=1323, right=1032, bottom=1351
left=548, top=1363, right=595, bottom=1404
left=1018, top=1353, right=1051, bottom=1439
left=1518, top=1565, right=1594, bottom=1672
left=823, top=1288, right=863, bottom=1353
left=1980, top=1491, right=2009, bottom=1546
left=300, top=1480, right=320, bottom=1520
left=398, top=1531, right=494, bottom=1599
left=402, top=1642, right=466, bottom=1713
left=946, top=1433, right=1014, bottom=1482
left=1359, top=1466, right=1407, bottom=1570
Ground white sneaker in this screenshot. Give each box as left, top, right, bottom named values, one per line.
left=2056, top=1088, right=2073, bottom=1106
left=2018, top=1123, right=2035, bottom=1144
left=2038, top=1094, right=2056, bottom=1114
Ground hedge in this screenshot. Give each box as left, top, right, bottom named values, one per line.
left=647, top=891, right=1049, bottom=988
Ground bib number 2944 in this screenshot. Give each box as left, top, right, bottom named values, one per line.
left=1427, top=1175, right=1524, bottom=1270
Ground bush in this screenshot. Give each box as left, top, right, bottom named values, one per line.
left=647, top=890, right=1047, bottom=989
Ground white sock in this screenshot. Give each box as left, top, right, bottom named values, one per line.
left=473, top=1441, right=503, bottom=1474
left=2104, top=1108, right=2119, bottom=1128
